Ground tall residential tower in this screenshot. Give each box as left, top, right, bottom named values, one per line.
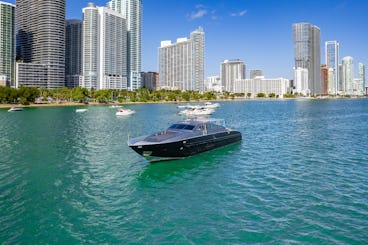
left=16, top=0, right=65, bottom=88
left=221, top=59, right=246, bottom=93
left=158, top=27, right=205, bottom=91
left=342, top=56, right=354, bottom=95
left=66, top=19, right=83, bottom=88
left=0, top=1, right=15, bottom=87
left=325, top=41, right=339, bottom=95
left=293, top=23, right=321, bottom=95
left=82, top=3, right=127, bottom=90
left=107, top=0, right=142, bottom=90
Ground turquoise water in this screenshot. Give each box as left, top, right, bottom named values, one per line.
left=1, top=99, right=368, bottom=244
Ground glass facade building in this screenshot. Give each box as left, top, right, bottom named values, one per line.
left=66, top=19, right=82, bottom=88
left=293, top=23, right=321, bottom=95
left=325, top=41, right=339, bottom=95
left=16, top=0, right=65, bottom=88
left=0, top=1, right=15, bottom=87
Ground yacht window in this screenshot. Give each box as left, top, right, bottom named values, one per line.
left=169, top=124, right=194, bottom=130
left=183, top=125, right=195, bottom=130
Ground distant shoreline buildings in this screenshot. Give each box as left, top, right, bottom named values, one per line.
left=0, top=1, right=366, bottom=97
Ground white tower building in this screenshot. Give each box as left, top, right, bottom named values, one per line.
left=107, top=0, right=142, bottom=91
left=221, top=59, right=246, bottom=93
left=82, top=3, right=127, bottom=90
left=158, top=27, right=205, bottom=91
left=342, top=56, right=354, bottom=95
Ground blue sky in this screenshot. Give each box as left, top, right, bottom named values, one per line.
left=7, top=0, right=368, bottom=79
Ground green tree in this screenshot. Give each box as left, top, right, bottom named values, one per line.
left=72, top=87, right=88, bottom=102
left=257, top=93, right=266, bottom=98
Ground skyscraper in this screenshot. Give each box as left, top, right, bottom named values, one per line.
left=16, top=0, right=65, bottom=88
left=158, top=27, right=205, bottom=91
left=359, top=63, right=366, bottom=88
left=107, top=0, right=142, bottom=90
left=0, top=1, right=15, bottom=87
left=221, top=59, right=246, bottom=93
left=293, top=23, right=321, bottom=95
left=82, top=3, right=127, bottom=90
left=342, top=56, right=354, bottom=95
left=325, top=41, right=339, bottom=95
left=66, top=19, right=83, bottom=88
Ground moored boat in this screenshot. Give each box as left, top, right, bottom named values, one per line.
left=8, top=107, right=23, bottom=112
left=128, top=118, right=242, bottom=162
left=179, top=107, right=214, bottom=116
left=76, top=108, right=88, bottom=113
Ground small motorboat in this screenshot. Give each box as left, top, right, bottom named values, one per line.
left=204, top=102, right=220, bottom=108
left=76, top=108, right=88, bottom=113
left=109, top=105, right=123, bottom=108
left=179, top=107, right=214, bottom=116
left=128, top=118, right=242, bottom=162
left=116, top=108, right=135, bottom=116
left=8, top=107, right=23, bottom=112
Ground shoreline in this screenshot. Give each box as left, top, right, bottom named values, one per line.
left=0, top=96, right=367, bottom=109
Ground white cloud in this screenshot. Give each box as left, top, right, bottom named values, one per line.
left=230, top=9, right=247, bottom=17
left=189, top=9, right=208, bottom=20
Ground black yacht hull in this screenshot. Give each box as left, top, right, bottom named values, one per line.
left=129, top=131, right=242, bottom=161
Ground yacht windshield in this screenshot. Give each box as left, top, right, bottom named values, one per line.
left=169, top=124, right=195, bottom=130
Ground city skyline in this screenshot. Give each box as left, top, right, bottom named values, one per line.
left=5, top=0, right=368, bottom=80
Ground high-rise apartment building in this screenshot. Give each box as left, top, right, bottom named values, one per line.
left=293, top=23, right=321, bottom=95
left=342, top=56, right=354, bottom=95
left=107, top=0, right=142, bottom=90
left=321, top=64, right=329, bottom=95
left=325, top=41, right=339, bottom=95
left=234, top=77, right=290, bottom=97
left=359, top=63, right=366, bottom=88
left=293, top=67, right=309, bottom=95
left=82, top=3, right=127, bottom=90
left=66, top=19, right=83, bottom=88
left=141, top=71, right=159, bottom=90
left=158, top=27, right=205, bottom=91
left=221, top=59, right=246, bottom=93
left=204, top=76, right=222, bottom=92
left=0, top=1, right=15, bottom=87
left=250, top=69, right=263, bottom=79
left=16, top=0, right=65, bottom=88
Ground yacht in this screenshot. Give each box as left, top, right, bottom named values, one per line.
left=128, top=118, right=242, bottom=162
left=76, top=108, right=88, bottom=113
left=204, top=102, right=220, bottom=108
left=8, top=107, right=23, bottom=112
left=179, top=107, right=214, bottom=116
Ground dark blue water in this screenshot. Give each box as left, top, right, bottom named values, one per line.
left=1, top=99, right=368, bottom=244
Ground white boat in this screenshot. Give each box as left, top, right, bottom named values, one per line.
left=116, top=108, right=135, bottom=116
left=8, top=107, right=23, bottom=112
left=109, top=105, right=123, bottom=108
left=179, top=108, right=214, bottom=116
left=204, top=102, right=220, bottom=108
left=76, top=108, right=88, bottom=113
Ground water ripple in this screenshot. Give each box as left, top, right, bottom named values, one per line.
left=1, top=101, right=368, bottom=243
